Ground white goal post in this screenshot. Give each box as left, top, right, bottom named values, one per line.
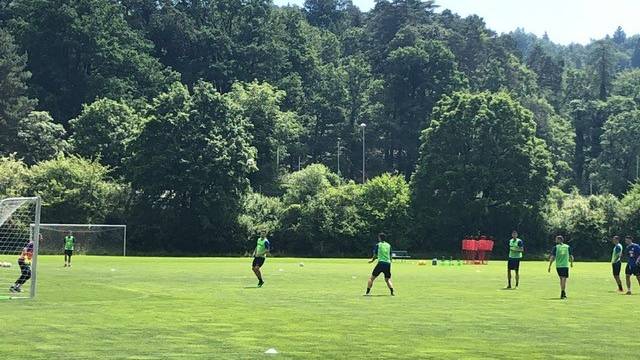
left=37, top=223, right=127, bottom=256
left=0, top=197, right=41, bottom=299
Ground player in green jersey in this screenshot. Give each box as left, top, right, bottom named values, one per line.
left=506, top=230, right=524, bottom=289
left=64, top=231, right=75, bottom=268
left=366, top=233, right=394, bottom=296
left=548, top=235, right=574, bottom=299
left=611, top=236, right=624, bottom=292
left=251, top=232, right=271, bottom=287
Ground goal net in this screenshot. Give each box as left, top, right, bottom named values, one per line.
left=0, top=197, right=41, bottom=299
left=38, top=224, right=127, bottom=256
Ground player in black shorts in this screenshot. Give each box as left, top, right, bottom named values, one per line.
left=611, top=236, right=624, bottom=292
left=366, top=233, right=394, bottom=296
left=251, top=233, right=271, bottom=287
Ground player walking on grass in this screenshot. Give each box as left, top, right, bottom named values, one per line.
left=548, top=235, right=573, bottom=299
left=251, top=232, right=271, bottom=287
left=506, top=230, right=524, bottom=289
left=623, top=235, right=640, bottom=295
left=366, top=233, right=394, bottom=296
left=64, top=231, right=75, bottom=267
left=611, top=236, right=624, bottom=292
left=9, top=239, right=34, bottom=293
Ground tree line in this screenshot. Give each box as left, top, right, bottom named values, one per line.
left=1, top=0, right=640, bottom=258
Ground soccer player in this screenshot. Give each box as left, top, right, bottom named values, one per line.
left=9, top=239, right=34, bottom=293
left=251, top=232, right=271, bottom=287
left=611, top=236, right=624, bottom=292
left=365, top=233, right=394, bottom=296
left=548, top=235, right=574, bottom=299
left=64, top=231, right=75, bottom=267
left=623, top=235, right=640, bottom=295
left=506, top=230, right=524, bottom=289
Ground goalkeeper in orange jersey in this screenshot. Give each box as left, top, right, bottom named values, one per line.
left=9, top=239, right=34, bottom=293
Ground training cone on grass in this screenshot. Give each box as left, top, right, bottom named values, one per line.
left=265, top=348, right=278, bottom=355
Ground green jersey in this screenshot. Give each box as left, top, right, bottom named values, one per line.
left=508, top=238, right=523, bottom=259
left=376, top=241, right=392, bottom=263
left=255, top=237, right=270, bottom=257
left=64, top=236, right=75, bottom=251
left=553, top=243, right=571, bottom=268
left=612, top=243, right=623, bottom=263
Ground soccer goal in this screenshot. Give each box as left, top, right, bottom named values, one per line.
left=37, top=224, right=127, bottom=256
left=0, top=197, right=41, bottom=299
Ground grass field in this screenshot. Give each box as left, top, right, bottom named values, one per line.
left=1, top=256, right=639, bottom=359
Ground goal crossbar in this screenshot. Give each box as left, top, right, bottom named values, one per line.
left=36, top=223, right=127, bottom=256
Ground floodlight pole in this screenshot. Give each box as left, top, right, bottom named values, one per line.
left=337, top=138, right=341, bottom=176
left=360, top=123, right=367, bottom=183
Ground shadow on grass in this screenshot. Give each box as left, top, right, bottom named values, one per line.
left=362, top=294, right=392, bottom=297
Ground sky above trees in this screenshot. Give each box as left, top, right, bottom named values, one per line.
left=274, top=0, right=640, bottom=45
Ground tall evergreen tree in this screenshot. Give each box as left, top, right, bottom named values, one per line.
left=0, top=28, right=36, bottom=155
left=631, top=38, right=640, bottom=68
left=613, top=26, right=626, bottom=45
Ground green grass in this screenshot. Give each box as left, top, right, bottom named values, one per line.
left=2, top=256, right=638, bottom=359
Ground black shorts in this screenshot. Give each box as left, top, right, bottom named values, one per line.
left=612, top=262, right=622, bottom=276
left=252, top=257, right=265, bottom=268
left=556, top=267, right=569, bottom=278
left=625, top=264, right=640, bottom=276
left=372, top=262, right=391, bottom=278
left=64, top=250, right=73, bottom=256
left=507, top=259, right=521, bottom=271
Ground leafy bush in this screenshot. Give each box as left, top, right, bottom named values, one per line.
left=543, top=188, right=620, bottom=259
left=0, top=155, right=29, bottom=198
left=27, top=155, right=127, bottom=224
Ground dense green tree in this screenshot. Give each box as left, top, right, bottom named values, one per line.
left=412, top=91, right=553, bottom=250
left=304, top=0, right=356, bottom=33
left=597, top=110, right=640, bottom=195
left=620, top=182, right=640, bottom=238
left=229, top=81, right=304, bottom=192
left=381, top=34, right=466, bottom=176
left=27, top=155, right=127, bottom=224
left=128, top=81, right=255, bottom=253
left=238, top=192, right=284, bottom=247
left=149, top=0, right=284, bottom=90
left=612, top=69, right=640, bottom=104
left=520, top=97, right=575, bottom=189
left=281, top=163, right=340, bottom=205
left=588, top=40, right=617, bottom=100
left=69, top=98, right=146, bottom=175
left=0, top=28, right=36, bottom=155
left=7, top=0, right=178, bottom=122
left=304, top=62, right=350, bottom=163
left=631, top=38, right=640, bottom=68
left=340, top=55, right=383, bottom=179
left=613, top=26, right=626, bottom=45
left=526, top=44, right=564, bottom=99
left=0, top=154, right=29, bottom=197
left=15, top=111, right=68, bottom=164
left=299, top=182, right=366, bottom=255
left=360, top=173, right=410, bottom=248
left=543, top=188, right=620, bottom=259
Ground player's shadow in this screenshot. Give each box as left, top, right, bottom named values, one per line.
left=544, top=298, right=565, bottom=301
left=243, top=286, right=261, bottom=289
left=362, top=294, right=392, bottom=297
